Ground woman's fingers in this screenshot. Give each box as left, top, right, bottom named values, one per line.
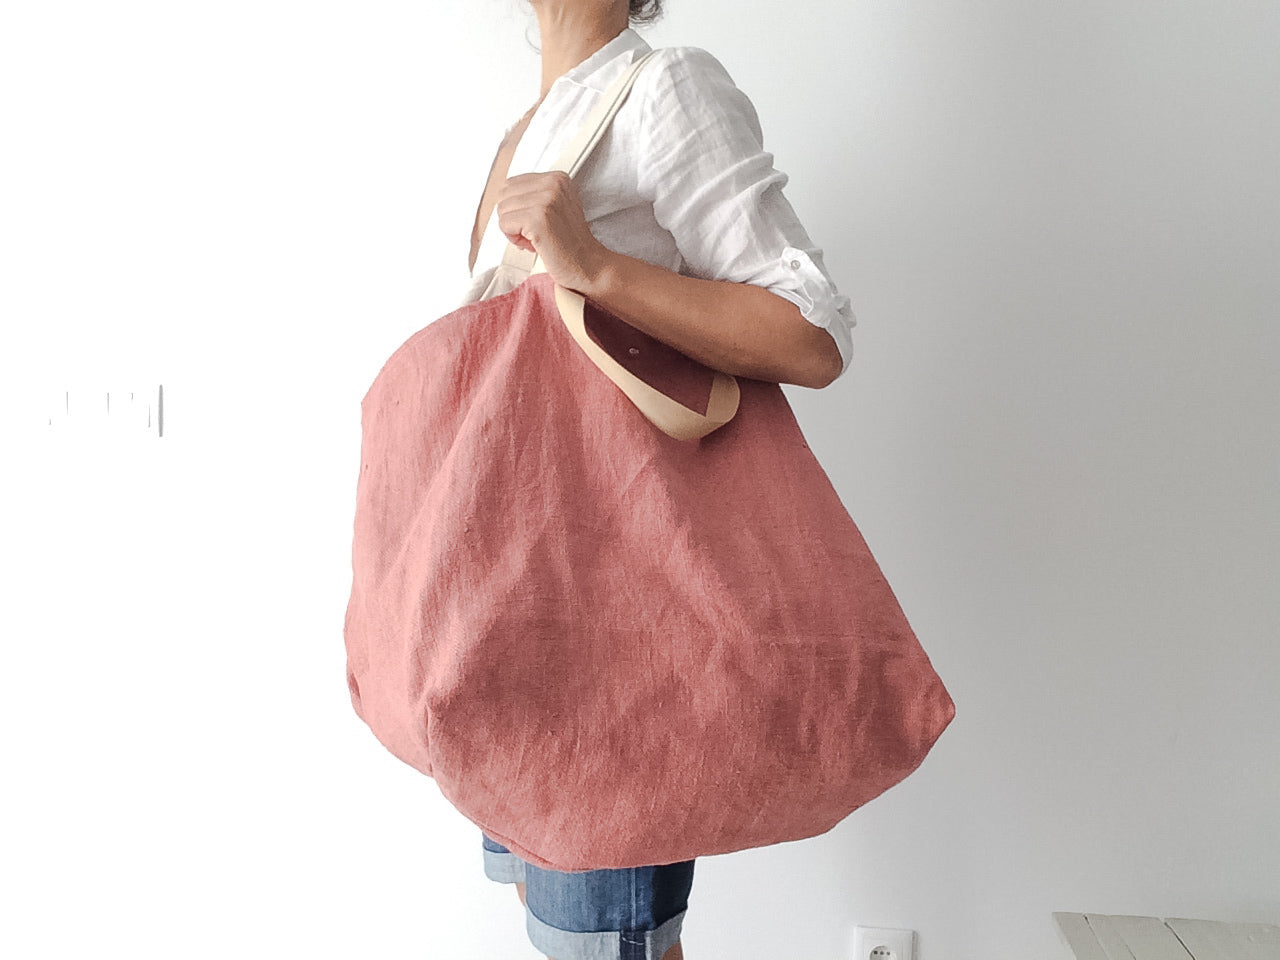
left=497, top=172, right=575, bottom=245
left=493, top=171, right=603, bottom=290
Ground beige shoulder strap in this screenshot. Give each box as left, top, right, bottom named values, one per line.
left=503, top=47, right=740, bottom=442
left=500, top=49, right=659, bottom=279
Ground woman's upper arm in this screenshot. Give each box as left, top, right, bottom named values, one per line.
left=635, top=46, right=857, bottom=381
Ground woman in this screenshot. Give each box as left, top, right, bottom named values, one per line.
left=470, top=2, right=858, bottom=958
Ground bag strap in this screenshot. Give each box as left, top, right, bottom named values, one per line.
left=555, top=48, right=660, bottom=179
left=500, top=47, right=741, bottom=442
left=500, top=49, right=659, bottom=278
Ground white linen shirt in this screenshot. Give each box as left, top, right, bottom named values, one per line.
left=465, top=27, right=857, bottom=381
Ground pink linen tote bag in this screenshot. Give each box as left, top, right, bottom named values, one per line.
left=343, top=53, right=956, bottom=872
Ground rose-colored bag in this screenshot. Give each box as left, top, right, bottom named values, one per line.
left=343, top=52, right=955, bottom=871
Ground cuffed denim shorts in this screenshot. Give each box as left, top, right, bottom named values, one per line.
left=481, top=831, right=695, bottom=960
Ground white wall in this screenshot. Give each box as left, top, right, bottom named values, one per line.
left=4, top=1, right=1277, bottom=958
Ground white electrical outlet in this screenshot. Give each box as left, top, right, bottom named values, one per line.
left=852, top=926, right=916, bottom=960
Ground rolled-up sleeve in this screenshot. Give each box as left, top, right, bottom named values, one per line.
left=635, top=46, right=856, bottom=381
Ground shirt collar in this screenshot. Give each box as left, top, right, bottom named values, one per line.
left=558, top=27, right=651, bottom=93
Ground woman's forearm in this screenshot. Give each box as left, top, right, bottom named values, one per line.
left=578, top=248, right=843, bottom=389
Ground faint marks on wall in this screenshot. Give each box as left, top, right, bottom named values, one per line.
left=44, top=384, right=164, bottom=438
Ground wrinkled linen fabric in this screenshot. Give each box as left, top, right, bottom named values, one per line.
left=344, top=273, right=956, bottom=872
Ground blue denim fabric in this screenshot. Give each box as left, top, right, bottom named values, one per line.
left=482, top=832, right=695, bottom=960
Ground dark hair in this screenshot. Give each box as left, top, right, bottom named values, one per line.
left=629, top=0, right=664, bottom=25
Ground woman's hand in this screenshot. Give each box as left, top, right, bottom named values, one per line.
left=495, top=171, right=612, bottom=294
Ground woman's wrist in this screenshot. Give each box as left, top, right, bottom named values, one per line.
left=577, top=243, right=625, bottom=301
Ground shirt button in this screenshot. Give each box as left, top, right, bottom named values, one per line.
left=789, top=259, right=802, bottom=270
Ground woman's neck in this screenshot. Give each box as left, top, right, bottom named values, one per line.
left=530, top=2, right=630, bottom=97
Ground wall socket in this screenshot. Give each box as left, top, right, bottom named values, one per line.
left=852, top=926, right=916, bottom=960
